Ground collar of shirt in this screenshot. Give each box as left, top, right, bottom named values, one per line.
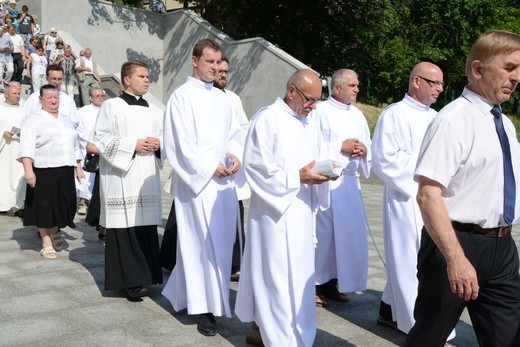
left=119, top=91, right=149, bottom=107
left=403, top=93, right=431, bottom=111
left=276, top=97, right=309, bottom=125
left=461, top=87, right=496, bottom=116
left=327, top=95, right=351, bottom=110
left=187, top=75, right=214, bottom=90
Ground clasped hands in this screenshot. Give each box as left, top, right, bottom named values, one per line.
left=136, top=137, right=160, bottom=154
left=341, top=138, right=367, bottom=158
left=214, top=153, right=240, bottom=178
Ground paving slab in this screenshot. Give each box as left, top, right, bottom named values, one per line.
left=0, top=167, right=502, bottom=346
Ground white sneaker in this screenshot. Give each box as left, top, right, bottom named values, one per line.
left=77, top=199, right=88, bottom=215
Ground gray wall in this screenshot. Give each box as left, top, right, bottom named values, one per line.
left=22, top=0, right=310, bottom=116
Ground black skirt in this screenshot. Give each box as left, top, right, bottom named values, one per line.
left=105, top=225, right=163, bottom=290
left=23, top=166, right=77, bottom=229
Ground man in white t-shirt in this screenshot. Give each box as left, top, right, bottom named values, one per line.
left=7, top=25, right=25, bottom=82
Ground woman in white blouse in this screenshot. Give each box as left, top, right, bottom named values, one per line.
left=26, top=45, right=48, bottom=94
left=18, top=85, right=84, bottom=259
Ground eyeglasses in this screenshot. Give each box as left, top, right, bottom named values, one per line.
left=217, top=69, right=229, bottom=75
left=417, top=75, right=444, bottom=87
left=51, top=31, right=57, bottom=34
left=294, top=85, right=319, bottom=105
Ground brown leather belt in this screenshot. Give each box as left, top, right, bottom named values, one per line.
left=452, top=221, right=512, bottom=237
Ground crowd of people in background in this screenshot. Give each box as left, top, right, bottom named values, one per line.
left=0, top=1, right=97, bottom=107
left=1, top=5, right=520, bottom=345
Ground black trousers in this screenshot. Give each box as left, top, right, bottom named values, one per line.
left=405, top=228, right=520, bottom=347
left=11, top=53, right=24, bottom=82
left=231, top=200, right=245, bottom=272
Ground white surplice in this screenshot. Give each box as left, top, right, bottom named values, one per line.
left=93, top=97, right=163, bottom=229
left=371, top=94, right=437, bottom=334
left=161, top=77, right=244, bottom=318
left=312, top=97, right=371, bottom=292
left=235, top=98, right=330, bottom=347
left=76, top=103, right=100, bottom=200
left=0, top=102, right=24, bottom=211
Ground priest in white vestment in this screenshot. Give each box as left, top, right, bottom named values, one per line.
left=311, top=69, right=371, bottom=306
left=22, top=64, right=78, bottom=125
left=372, top=62, right=454, bottom=339
left=76, top=87, right=104, bottom=210
left=213, top=56, right=250, bottom=280
left=161, top=39, right=245, bottom=337
left=235, top=69, right=336, bottom=347
left=0, top=82, right=24, bottom=213
left=94, top=61, right=163, bottom=301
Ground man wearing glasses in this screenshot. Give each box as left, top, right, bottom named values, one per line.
left=311, top=69, right=371, bottom=308
left=406, top=30, right=520, bottom=347
left=22, top=64, right=78, bottom=125
left=371, top=61, right=450, bottom=337
left=235, top=69, right=337, bottom=346
left=213, top=56, right=250, bottom=282
left=76, top=87, right=105, bottom=218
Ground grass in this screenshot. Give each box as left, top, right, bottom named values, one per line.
left=355, top=102, right=384, bottom=135
left=356, top=102, right=520, bottom=141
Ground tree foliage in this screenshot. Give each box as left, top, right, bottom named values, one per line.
left=211, top=0, right=520, bottom=112
left=113, top=0, right=520, bottom=113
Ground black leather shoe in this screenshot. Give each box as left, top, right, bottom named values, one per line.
left=197, top=313, right=217, bottom=336
left=377, top=301, right=401, bottom=332
left=245, top=321, right=264, bottom=346
left=126, top=286, right=147, bottom=301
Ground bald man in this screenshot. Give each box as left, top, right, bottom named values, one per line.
left=235, top=69, right=345, bottom=346
left=371, top=62, right=450, bottom=335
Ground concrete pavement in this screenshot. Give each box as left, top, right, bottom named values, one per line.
left=0, top=168, right=487, bottom=346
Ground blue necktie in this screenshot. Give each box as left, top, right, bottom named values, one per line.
left=491, top=105, right=516, bottom=224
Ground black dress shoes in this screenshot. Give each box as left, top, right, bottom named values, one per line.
left=126, top=286, right=148, bottom=302
left=197, top=313, right=217, bottom=336
left=377, top=301, right=401, bottom=333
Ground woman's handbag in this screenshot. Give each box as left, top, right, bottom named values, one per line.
left=83, top=153, right=100, bottom=173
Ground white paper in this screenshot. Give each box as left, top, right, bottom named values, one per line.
left=75, top=178, right=90, bottom=192
left=10, top=126, right=20, bottom=136
left=311, top=159, right=343, bottom=178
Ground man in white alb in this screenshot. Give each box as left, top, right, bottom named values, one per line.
left=236, top=69, right=340, bottom=347
left=162, top=38, right=244, bottom=337
left=312, top=68, right=371, bottom=307
left=76, top=86, right=105, bottom=216
left=0, top=82, right=24, bottom=215
left=371, top=61, right=447, bottom=335
left=213, top=56, right=250, bottom=280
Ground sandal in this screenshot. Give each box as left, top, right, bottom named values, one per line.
left=40, top=246, right=57, bottom=259
left=51, top=233, right=64, bottom=250
left=315, top=294, right=328, bottom=308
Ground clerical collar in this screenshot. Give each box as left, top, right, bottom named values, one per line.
left=327, top=96, right=351, bottom=110
left=119, top=91, right=149, bottom=107
left=403, top=94, right=430, bottom=111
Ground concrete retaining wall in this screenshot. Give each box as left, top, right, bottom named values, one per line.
left=23, top=0, right=310, bottom=116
